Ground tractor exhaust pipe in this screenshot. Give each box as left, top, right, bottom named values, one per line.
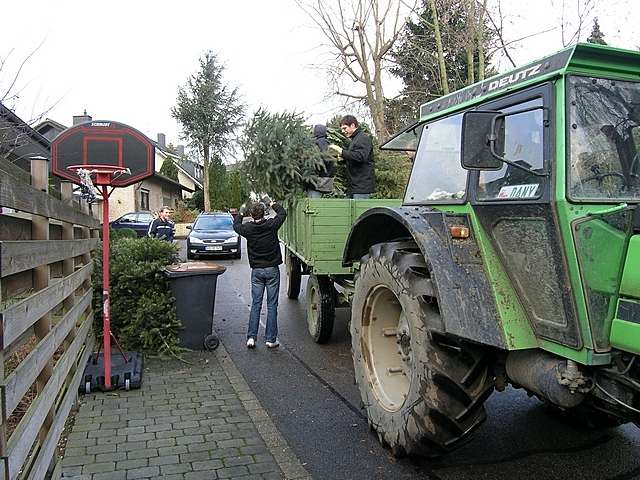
left=506, top=350, right=586, bottom=408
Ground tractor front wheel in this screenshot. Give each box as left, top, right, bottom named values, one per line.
left=351, top=240, right=494, bottom=456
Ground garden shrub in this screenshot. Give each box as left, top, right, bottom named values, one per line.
left=92, top=237, right=182, bottom=354
left=110, top=228, right=138, bottom=240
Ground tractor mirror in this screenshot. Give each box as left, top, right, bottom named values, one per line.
left=461, top=110, right=505, bottom=170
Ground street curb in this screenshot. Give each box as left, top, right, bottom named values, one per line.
left=215, top=342, right=313, bottom=480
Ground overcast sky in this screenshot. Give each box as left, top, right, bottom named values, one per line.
left=1, top=0, right=638, bottom=162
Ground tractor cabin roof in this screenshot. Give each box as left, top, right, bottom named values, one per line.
left=382, top=43, right=640, bottom=152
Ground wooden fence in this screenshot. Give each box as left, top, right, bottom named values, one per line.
left=0, top=157, right=99, bottom=479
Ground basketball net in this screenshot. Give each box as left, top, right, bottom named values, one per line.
left=76, top=168, right=98, bottom=204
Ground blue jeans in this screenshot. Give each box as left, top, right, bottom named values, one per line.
left=248, top=266, right=280, bottom=342
left=348, top=193, right=370, bottom=199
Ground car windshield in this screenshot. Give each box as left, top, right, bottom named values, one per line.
left=193, top=216, right=233, bottom=231
left=568, top=76, right=640, bottom=202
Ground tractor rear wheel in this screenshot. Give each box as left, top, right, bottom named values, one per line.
left=351, top=240, right=494, bottom=456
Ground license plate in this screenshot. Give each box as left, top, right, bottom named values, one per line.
left=205, top=246, right=223, bottom=251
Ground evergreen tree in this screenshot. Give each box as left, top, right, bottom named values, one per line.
left=587, top=18, right=607, bottom=45
left=208, top=156, right=228, bottom=211
left=240, top=110, right=325, bottom=201
left=388, top=0, right=494, bottom=132
left=187, top=189, right=204, bottom=211
left=227, top=169, right=250, bottom=209
left=159, top=157, right=179, bottom=181
left=172, top=52, right=245, bottom=211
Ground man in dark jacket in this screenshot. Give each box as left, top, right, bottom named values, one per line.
left=148, top=206, right=175, bottom=241
left=308, top=124, right=337, bottom=198
left=233, top=199, right=287, bottom=349
left=329, top=115, right=375, bottom=198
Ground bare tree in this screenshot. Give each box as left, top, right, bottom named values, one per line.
left=296, top=0, right=416, bottom=141
left=483, top=0, right=557, bottom=70
left=427, top=0, right=449, bottom=94
left=555, top=0, right=596, bottom=47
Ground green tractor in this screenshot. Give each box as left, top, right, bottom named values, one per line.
left=342, top=43, right=640, bottom=456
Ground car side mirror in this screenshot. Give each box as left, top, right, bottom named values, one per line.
left=186, top=225, right=192, bottom=230
left=461, top=110, right=505, bottom=170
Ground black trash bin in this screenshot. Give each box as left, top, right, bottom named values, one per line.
left=165, top=262, right=226, bottom=350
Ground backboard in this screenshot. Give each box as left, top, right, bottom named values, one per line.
left=51, top=120, right=155, bottom=187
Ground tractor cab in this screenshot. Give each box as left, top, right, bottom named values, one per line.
left=381, top=42, right=640, bottom=360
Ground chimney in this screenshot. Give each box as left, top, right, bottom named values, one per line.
left=176, top=144, right=185, bottom=156
left=73, top=109, right=92, bottom=125
left=157, top=133, right=166, bottom=149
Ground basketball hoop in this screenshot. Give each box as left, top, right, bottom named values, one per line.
left=52, top=122, right=153, bottom=393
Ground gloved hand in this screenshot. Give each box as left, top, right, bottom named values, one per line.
left=328, top=144, right=343, bottom=155
left=260, top=194, right=273, bottom=206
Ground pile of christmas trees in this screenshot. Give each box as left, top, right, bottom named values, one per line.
left=240, top=109, right=338, bottom=201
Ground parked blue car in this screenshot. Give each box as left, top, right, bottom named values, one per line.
left=109, top=211, right=154, bottom=237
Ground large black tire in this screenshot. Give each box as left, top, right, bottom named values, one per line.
left=351, top=240, right=494, bottom=457
left=306, top=274, right=335, bottom=344
left=286, top=253, right=302, bottom=299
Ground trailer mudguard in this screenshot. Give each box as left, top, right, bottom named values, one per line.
left=343, top=206, right=506, bottom=348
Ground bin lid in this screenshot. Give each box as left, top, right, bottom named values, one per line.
left=165, top=262, right=226, bottom=278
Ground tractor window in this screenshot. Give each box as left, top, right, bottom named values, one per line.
left=568, top=76, right=640, bottom=201
left=477, top=98, right=545, bottom=200
left=404, top=113, right=466, bottom=203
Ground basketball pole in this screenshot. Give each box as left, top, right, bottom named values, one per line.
left=101, top=184, right=112, bottom=390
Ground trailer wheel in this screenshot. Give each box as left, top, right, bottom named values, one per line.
left=286, top=253, right=302, bottom=299
left=306, top=274, right=335, bottom=344
left=351, top=241, right=494, bottom=456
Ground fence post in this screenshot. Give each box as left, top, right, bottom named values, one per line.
left=0, top=271, right=6, bottom=479
left=30, top=157, right=55, bottom=440
left=61, top=183, right=79, bottom=390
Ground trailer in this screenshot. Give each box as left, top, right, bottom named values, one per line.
left=280, top=197, right=400, bottom=343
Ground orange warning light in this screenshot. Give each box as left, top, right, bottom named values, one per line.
left=450, top=226, right=470, bottom=239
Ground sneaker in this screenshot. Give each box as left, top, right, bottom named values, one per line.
left=265, top=340, right=280, bottom=349
left=246, top=338, right=256, bottom=349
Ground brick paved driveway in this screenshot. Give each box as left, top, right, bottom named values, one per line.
left=61, top=348, right=310, bottom=480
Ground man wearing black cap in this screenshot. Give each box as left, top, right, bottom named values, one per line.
left=233, top=198, right=287, bottom=349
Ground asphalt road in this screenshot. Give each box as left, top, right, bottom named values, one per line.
left=180, top=240, right=640, bottom=480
